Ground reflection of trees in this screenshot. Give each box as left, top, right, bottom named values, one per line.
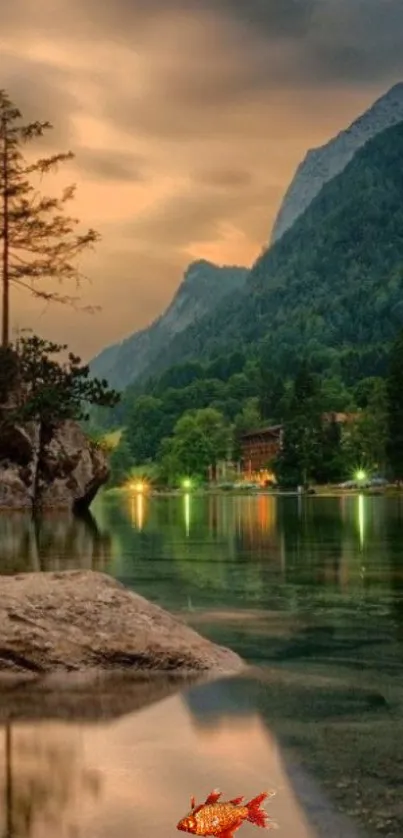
left=95, top=493, right=399, bottom=632
left=182, top=676, right=261, bottom=728
left=0, top=510, right=112, bottom=574
left=2, top=721, right=101, bottom=838
left=103, top=495, right=267, bottom=611
left=383, top=497, right=403, bottom=646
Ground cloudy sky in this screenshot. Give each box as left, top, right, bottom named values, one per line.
left=2, top=0, right=403, bottom=359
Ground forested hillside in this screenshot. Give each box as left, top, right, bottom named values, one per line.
left=270, top=82, right=403, bottom=242
left=141, top=120, right=403, bottom=386
left=90, top=260, right=248, bottom=390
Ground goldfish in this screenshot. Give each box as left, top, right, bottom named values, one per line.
left=177, top=788, right=276, bottom=838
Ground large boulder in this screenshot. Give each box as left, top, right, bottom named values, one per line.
left=0, top=570, right=244, bottom=676
left=0, top=417, right=109, bottom=511
left=0, top=419, right=40, bottom=509
left=37, top=420, right=109, bottom=511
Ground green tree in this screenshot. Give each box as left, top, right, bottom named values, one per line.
left=108, top=435, right=135, bottom=485
left=317, top=418, right=345, bottom=483
left=234, top=397, right=262, bottom=434
left=0, top=88, right=99, bottom=346
left=345, top=379, right=387, bottom=474
left=159, top=408, right=230, bottom=483
left=274, top=364, right=323, bottom=486
left=386, top=331, right=403, bottom=478
left=321, top=375, right=354, bottom=412
left=125, top=395, right=166, bottom=463
left=2, top=334, right=119, bottom=422
left=232, top=397, right=263, bottom=462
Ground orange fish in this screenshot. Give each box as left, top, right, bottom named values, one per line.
left=177, top=789, right=275, bottom=838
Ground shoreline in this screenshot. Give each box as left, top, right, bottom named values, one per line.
left=103, top=486, right=403, bottom=499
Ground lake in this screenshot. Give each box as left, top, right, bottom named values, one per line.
left=1, top=492, right=403, bottom=838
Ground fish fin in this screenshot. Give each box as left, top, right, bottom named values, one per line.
left=245, top=792, right=274, bottom=829
left=229, top=796, right=244, bottom=805
left=190, top=796, right=196, bottom=810
left=204, top=789, right=222, bottom=805
left=216, top=831, right=235, bottom=838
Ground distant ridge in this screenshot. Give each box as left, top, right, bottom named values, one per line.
left=138, top=120, right=403, bottom=382
left=271, top=82, right=403, bottom=243
left=89, top=260, right=248, bottom=390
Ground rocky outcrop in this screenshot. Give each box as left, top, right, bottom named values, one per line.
left=0, top=420, right=40, bottom=509
left=0, top=415, right=109, bottom=512
left=0, top=570, right=243, bottom=675
left=37, top=420, right=109, bottom=511
left=271, top=82, right=403, bottom=243
left=90, top=260, right=248, bottom=390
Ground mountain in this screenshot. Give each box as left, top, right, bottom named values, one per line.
left=140, top=120, right=403, bottom=384
left=89, top=260, right=248, bottom=390
left=271, top=82, right=403, bottom=244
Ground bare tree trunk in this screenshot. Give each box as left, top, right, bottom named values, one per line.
left=5, top=720, right=13, bottom=838
left=1, top=117, right=10, bottom=347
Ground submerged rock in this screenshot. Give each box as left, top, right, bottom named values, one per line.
left=0, top=571, right=243, bottom=676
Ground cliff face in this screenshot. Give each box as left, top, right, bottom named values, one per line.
left=0, top=411, right=109, bottom=511
left=271, top=82, right=403, bottom=243
left=89, top=260, right=248, bottom=390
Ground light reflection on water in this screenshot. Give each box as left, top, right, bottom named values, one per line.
left=1, top=495, right=403, bottom=836
left=0, top=677, right=333, bottom=838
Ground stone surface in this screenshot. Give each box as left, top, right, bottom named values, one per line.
left=37, top=420, right=109, bottom=511
left=271, top=82, right=403, bottom=243
left=0, top=419, right=40, bottom=509
left=0, top=570, right=244, bottom=676
left=0, top=417, right=109, bottom=512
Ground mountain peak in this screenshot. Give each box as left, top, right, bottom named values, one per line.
left=183, top=259, right=216, bottom=281
left=271, top=82, right=403, bottom=243
left=384, top=81, right=403, bottom=97
left=89, top=260, right=248, bottom=389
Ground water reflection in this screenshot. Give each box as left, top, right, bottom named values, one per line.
left=3, top=494, right=403, bottom=673
left=357, top=494, right=365, bottom=551
left=184, top=493, right=191, bottom=537
left=183, top=675, right=400, bottom=838
left=0, top=679, right=319, bottom=838
left=0, top=510, right=112, bottom=574
left=1, top=721, right=101, bottom=838
left=1, top=494, right=402, bottom=837
left=129, top=492, right=145, bottom=531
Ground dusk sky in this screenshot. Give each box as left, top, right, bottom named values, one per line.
left=3, top=0, right=403, bottom=359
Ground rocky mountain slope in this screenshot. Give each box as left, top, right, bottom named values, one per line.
left=90, top=260, right=248, bottom=390
left=141, top=120, right=403, bottom=383
left=271, top=82, right=403, bottom=243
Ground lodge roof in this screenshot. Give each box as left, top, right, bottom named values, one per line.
left=240, top=424, right=282, bottom=440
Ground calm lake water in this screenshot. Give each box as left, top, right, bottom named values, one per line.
left=1, top=493, right=403, bottom=838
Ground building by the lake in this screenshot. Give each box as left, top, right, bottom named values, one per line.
left=239, top=424, right=283, bottom=485
left=237, top=413, right=358, bottom=485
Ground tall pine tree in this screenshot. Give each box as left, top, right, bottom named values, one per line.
left=0, top=89, right=99, bottom=346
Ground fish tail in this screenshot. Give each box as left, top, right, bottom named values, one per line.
left=245, top=793, right=272, bottom=829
